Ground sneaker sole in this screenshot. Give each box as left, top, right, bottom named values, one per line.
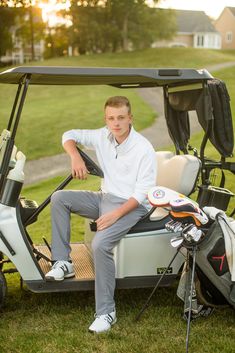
left=45, top=272, right=75, bottom=281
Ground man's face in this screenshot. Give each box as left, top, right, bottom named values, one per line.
left=105, top=105, right=132, bottom=143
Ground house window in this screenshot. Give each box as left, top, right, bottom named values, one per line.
left=197, top=35, right=204, bottom=47
left=226, top=32, right=233, bottom=43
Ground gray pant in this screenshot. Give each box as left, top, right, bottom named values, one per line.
left=50, top=190, right=147, bottom=315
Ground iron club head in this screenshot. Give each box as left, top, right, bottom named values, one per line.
left=170, top=235, right=184, bottom=248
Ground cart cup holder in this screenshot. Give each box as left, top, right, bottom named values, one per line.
left=197, top=185, right=234, bottom=211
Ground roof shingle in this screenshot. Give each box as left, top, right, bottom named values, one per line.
left=175, top=10, right=218, bottom=33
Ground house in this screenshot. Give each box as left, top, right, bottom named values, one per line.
left=0, top=7, right=44, bottom=65
left=214, top=7, right=235, bottom=49
left=152, top=10, right=221, bottom=49
left=1, top=28, right=44, bottom=65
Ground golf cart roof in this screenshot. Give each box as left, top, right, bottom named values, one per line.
left=0, top=66, right=213, bottom=87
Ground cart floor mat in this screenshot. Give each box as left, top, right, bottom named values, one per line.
left=36, top=243, right=95, bottom=280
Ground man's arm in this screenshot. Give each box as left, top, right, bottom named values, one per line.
left=96, top=197, right=139, bottom=231
left=63, top=140, right=89, bottom=179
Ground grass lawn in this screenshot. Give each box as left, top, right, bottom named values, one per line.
left=0, top=84, right=155, bottom=160
left=0, top=176, right=235, bottom=353
left=0, top=49, right=235, bottom=352
left=0, top=47, right=235, bottom=160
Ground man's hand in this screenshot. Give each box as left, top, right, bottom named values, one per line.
left=96, top=210, right=120, bottom=231
left=63, top=140, right=89, bottom=179
left=71, top=154, right=89, bottom=179
left=96, top=197, right=140, bottom=231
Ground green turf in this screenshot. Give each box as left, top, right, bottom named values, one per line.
left=0, top=47, right=235, bottom=160
left=0, top=49, right=235, bottom=353
left=0, top=85, right=155, bottom=160
left=14, top=47, right=235, bottom=68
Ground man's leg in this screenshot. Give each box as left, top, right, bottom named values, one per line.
left=91, top=194, right=147, bottom=316
left=50, top=190, right=101, bottom=261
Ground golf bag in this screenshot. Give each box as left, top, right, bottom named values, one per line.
left=179, top=209, right=235, bottom=309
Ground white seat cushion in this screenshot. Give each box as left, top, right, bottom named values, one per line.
left=156, top=151, right=200, bottom=196
left=149, top=151, right=201, bottom=221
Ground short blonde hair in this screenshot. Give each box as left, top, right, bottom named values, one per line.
left=104, top=96, right=131, bottom=114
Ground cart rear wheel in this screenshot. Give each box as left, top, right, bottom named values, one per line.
left=0, top=252, right=3, bottom=271
left=195, top=272, right=228, bottom=307
left=0, top=270, right=7, bottom=309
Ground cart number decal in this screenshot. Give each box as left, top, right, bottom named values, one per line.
left=157, top=267, right=173, bottom=274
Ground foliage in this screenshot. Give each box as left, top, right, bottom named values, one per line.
left=0, top=2, right=45, bottom=62
left=69, top=0, right=176, bottom=54
left=0, top=6, right=16, bottom=57
left=44, top=25, right=70, bottom=58
left=15, top=6, right=45, bottom=57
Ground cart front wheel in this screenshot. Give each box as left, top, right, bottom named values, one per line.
left=0, top=270, right=7, bottom=309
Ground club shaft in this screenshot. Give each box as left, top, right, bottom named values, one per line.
left=186, top=245, right=197, bottom=353
left=136, top=247, right=180, bottom=321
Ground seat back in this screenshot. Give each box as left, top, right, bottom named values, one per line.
left=156, top=151, right=201, bottom=196
left=150, top=151, right=201, bottom=221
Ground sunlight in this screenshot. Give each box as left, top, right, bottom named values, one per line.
left=38, top=0, right=71, bottom=27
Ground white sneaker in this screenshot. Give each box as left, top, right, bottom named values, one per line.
left=45, top=260, right=75, bottom=281
left=89, top=311, right=117, bottom=333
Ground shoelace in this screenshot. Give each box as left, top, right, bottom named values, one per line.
left=94, top=313, right=114, bottom=324
left=52, top=261, right=69, bottom=274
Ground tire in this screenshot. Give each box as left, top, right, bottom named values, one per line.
left=195, top=269, right=228, bottom=307
left=0, top=270, right=7, bottom=309
left=0, top=252, right=3, bottom=271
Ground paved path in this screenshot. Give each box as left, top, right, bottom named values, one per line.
left=24, top=61, right=235, bottom=185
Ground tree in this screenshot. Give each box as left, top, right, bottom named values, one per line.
left=128, top=8, right=177, bottom=50
left=69, top=0, right=176, bottom=54
left=0, top=0, right=45, bottom=61
left=107, top=0, right=146, bottom=51
left=16, top=6, right=45, bottom=61
left=44, top=25, right=71, bottom=58
left=0, top=6, right=16, bottom=57
left=69, top=0, right=109, bottom=54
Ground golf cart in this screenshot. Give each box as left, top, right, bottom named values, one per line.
left=0, top=66, right=234, bottom=309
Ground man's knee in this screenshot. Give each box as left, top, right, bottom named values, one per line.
left=51, top=190, right=68, bottom=209
left=92, top=234, right=111, bottom=255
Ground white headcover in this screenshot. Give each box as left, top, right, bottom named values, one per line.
left=148, top=186, right=208, bottom=226
left=148, top=186, right=184, bottom=207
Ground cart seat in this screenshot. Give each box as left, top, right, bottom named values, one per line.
left=85, top=151, right=201, bottom=238
left=155, top=151, right=200, bottom=195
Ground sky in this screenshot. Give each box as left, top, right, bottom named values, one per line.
left=157, top=0, right=235, bottom=19
left=38, top=0, right=235, bottom=26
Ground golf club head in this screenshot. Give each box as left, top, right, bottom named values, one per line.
left=171, top=235, right=184, bottom=248
left=182, top=225, right=203, bottom=243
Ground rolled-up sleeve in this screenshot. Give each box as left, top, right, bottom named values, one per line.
left=132, top=150, right=157, bottom=204
left=62, top=128, right=101, bottom=148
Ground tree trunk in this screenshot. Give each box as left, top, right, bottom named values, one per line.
left=29, top=5, right=35, bottom=61
left=122, top=14, right=129, bottom=51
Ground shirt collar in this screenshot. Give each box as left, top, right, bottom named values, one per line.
left=107, top=126, right=137, bottom=154
left=107, top=125, right=133, bottom=144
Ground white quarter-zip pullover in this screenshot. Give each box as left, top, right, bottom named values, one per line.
left=62, top=127, right=157, bottom=209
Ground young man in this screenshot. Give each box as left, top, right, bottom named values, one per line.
left=45, top=96, right=157, bottom=333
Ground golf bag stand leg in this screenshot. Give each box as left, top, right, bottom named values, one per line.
left=135, top=246, right=181, bottom=321
left=185, top=244, right=197, bottom=353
